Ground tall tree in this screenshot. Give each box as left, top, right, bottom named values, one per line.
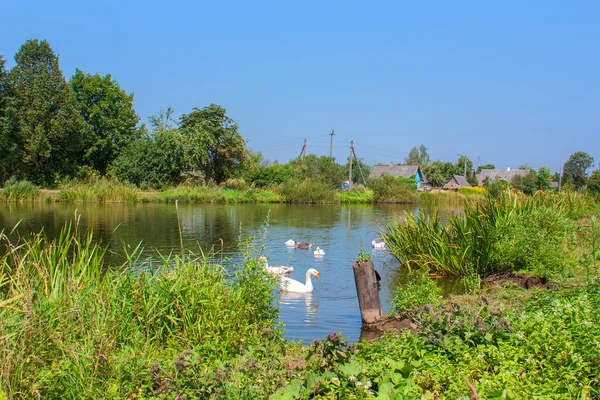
left=404, top=144, right=430, bottom=166
left=179, top=104, right=246, bottom=184
left=70, top=69, right=142, bottom=175
left=562, top=151, right=594, bottom=190
left=0, top=54, right=16, bottom=183
left=8, top=39, right=83, bottom=184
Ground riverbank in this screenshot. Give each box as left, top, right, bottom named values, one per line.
left=0, top=179, right=484, bottom=204
left=1, top=213, right=598, bottom=398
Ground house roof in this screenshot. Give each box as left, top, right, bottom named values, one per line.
left=444, top=175, right=471, bottom=188
left=475, top=169, right=530, bottom=186
left=369, top=164, right=428, bottom=182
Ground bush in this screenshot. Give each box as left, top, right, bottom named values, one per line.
left=222, top=178, right=249, bottom=191
left=281, top=179, right=336, bottom=203
left=370, top=175, right=418, bottom=203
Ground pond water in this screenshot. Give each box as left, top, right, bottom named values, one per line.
left=0, top=202, right=462, bottom=344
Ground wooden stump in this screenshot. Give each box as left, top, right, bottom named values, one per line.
left=352, top=259, right=382, bottom=325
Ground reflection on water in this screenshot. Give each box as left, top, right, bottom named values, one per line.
left=0, top=202, right=463, bottom=344
left=278, top=291, right=319, bottom=326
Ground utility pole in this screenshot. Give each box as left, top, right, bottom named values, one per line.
left=349, top=140, right=354, bottom=189
left=351, top=143, right=367, bottom=185
left=299, top=138, right=307, bottom=159
left=329, top=129, right=335, bottom=158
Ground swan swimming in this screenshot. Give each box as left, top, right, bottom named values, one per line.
left=313, top=247, right=325, bottom=256
left=280, top=268, right=320, bottom=293
left=258, top=256, right=294, bottom=275
left=284, top=239, right=296, bottom=246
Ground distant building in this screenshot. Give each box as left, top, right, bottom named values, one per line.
left=476, top=168, right=531, bottom=187
left=369, top=163, right=429, bottom=189
left=444, top=175, right=471, bottom=190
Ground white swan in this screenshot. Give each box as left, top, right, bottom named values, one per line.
left=313, top=247, right=325, bottom=256
left=258, top=256, right=294, bottom=275
left=280, top=268, right=320, bottom=293
left=284, top=239, right=296, bottom=246
left=372, top=240, right=386, bottom=249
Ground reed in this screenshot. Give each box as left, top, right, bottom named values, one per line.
left=280, top=179, right=337, bottom=203
left=0, top=178, right=41, bottom=201
left=159, top=185, right=282, bottom=203
left=0, top=224, right=279, bottom=398
left=337, top=188, right=374, bottom=203
left=58, top=178, right=138, bottom=202
left=382, top=191, right=577, bottom=280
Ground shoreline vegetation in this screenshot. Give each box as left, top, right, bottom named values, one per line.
left=0, top=178, right=490, bottom=204
left=1, top=192, right=599, bottom=397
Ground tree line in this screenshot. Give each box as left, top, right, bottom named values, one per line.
left=1, top=39, right=596, bottom=195
left=0, top=39, right=371, bottom=190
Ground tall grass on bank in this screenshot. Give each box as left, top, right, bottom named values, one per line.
left=58, top=178, right=138, bottom=202
left=382, top=192, right=578, bottom=281
left=159, top=185, right=283, bottom=203
left=0, top=225, right=279, bottom=398
left=280, top=179, right=337, bottom=203
left=337, top=188, right=374, bottom=203
left=0, top=178, right=41, bottom=201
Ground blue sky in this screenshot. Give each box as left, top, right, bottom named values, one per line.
left=2, top=1, right=599, bottom=173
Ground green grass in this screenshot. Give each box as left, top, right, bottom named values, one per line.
left=58, top=178, right=138, bottom=202
left=159, top=185, right=283, bottom=203
left=382, top=191, right=578, bottom=282
left=337, top=188, right=374, bottom=203
left=0, top=224, right=279, bottom=398
left=1, top=212, right=599, bottom=398
left=0, top=178, right=41, bottom=201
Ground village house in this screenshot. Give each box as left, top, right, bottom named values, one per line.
left=475, top=168, right=531, bottom=186
left=369, top=163, right=429, bottom=189
left=443, top=175, right=471, bottom=190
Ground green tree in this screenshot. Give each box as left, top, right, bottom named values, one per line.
left=512, top=171, right=537, bottom=195
left=8, top=39, right=84, bottom=185
left=291, top=155, right=346, bottom=187
left=149, top=106, right=176, bottom=132
left=587, top=170, right=600, bottom=196
left=110, top=129, right=185, bottom=188
left=562, top=151, right=594, bottom=190
left=70, top=69, right=142, bottom=175
left=404, top=144, right=430, bottom=166
left=179, top=104, right=246, bottom=184
left=347, top=156, right=371, bottom=185
left=536, top=167, right=552, bottom=191
left=0, top=54, right=16, bottom=183
left=421, top=160, right=454, bottom=187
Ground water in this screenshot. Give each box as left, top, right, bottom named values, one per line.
left=0, top=202, right=461, bottom=344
